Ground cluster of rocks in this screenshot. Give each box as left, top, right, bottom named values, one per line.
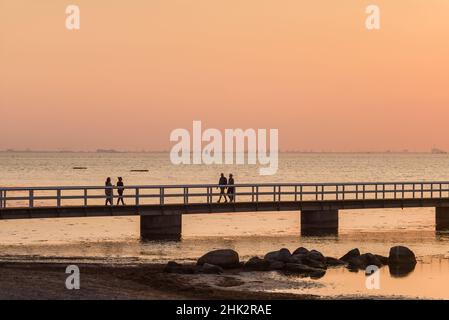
left=164, top=249, right=240, bottom=275
left=164, top=246, right=417, bottom=278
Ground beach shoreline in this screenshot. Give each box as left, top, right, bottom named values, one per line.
left=0, top=258, right=418, bottom=300
left=0, top=260, right=323, bottom=300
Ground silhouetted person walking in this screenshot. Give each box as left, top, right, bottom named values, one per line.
left=105, top=177, right=113, bottom=206
left=227, top=174, right=235, bottom=202
left=117, top=177, right=125, bottom=205
left=217, top=173, right=228, bottom=203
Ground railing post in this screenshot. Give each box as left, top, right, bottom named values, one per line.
left=430, top=183, right=433, bottom=198
left=421, top=183, right=424, bottom=198
left=160, top=187, right=164, bottom=205
left=278, top=186, right=281, bottom=202
left=183, top=188, right=186, bottom=204
left=252, top=186, right=255, bottom=202
left=135, top=188, right=139, bottom=206
left=300, top=185, right=303, bottom=201
left=256, top=186, right=259, bottom=202
left=440, top=183, right=442, bottom=198
left=273, top=186, right=276, bottom=202
left=342, top=185, right=345, bottom=200
left=295, top=186, right=298, bottom=202
left=3, top=190, right=6, bottom=208
left=363, top=185, right=366, bottom=200
left=315, top=185, right=318, bottom=201
left=57, top=189, right=61, bottom=207
left=29, top=190, right=34, bottom=208
left=394, top=184, right=397, bottom=199
left=210, top=187, right=213, bottom=203
left=356, top=185, right=358, bottom=200
left=84, top=189, right=88, bottom=206
left=375, top=184, right=378, bottom=200
left=185, top=187, right=189, bottom=204
left=0, top=190, right=3, bottom=209
left=402, top=184, right=405, bottom=199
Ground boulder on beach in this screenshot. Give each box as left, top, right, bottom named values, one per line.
left=264, top=248, right=291, bottom=262
left=302, top=258, right=327, bottom=270
left=164, top=261, right=196, bottom=274
left=374, top=254, right=389, bottom=265
left=325, top=257, right=347, bottom=266
left=305, top=250, right=326, bottom=263
left=388, top=246, right=416, bottom=265
left=339, top=248, right=360, bottom=262
left=389, top=262, right=416, bottom=278
left=244, top=257, right=271, bottom=271
left=292, top=247, right=309, bottom=255
left=347, top=253, right=382, bottom=269
left=197, top=249, right=240, bottom=268
left=268, top=260, right=285, bottom=270
left=200, top=263, right=224, bottom=274
left=288, top=254, right=305, bottom=264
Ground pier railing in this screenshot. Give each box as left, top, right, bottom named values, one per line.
left=1, top=181, right=449, bottom=209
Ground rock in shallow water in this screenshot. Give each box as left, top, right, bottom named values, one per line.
left=347, top=253, right=382, bottom=269
left=268, top=260, right=285, bottom=270
left=325, top=257, right=347, bottom=266
left=302, top=257, right=327, bottom=270
left=197, top=249, right=240, bottom=269
left=292, top=247, right=309, bottom=255
left=264, top=248, right=291, bottom=262
left=306, top=250, right=326, bottom=263
left=375, top=254, right=389, bottom=265
left=340, top=248, right=360, bottom=262
left=244, top=257, right=285, bottom=271
left=388, top=246, right=416, bottom=265
left=288, top=253, right=305, bottom=264
left=244, top=257, right=271, bottom=271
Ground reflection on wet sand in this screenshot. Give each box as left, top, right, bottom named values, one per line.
left=388, top=263, right=416, bottom=278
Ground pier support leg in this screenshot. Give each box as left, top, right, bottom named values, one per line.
left=435, top=207, right=449, bottom=232
left=140, top=213, right=182, bottom=241
left=300, top=209, right=338, bottom=236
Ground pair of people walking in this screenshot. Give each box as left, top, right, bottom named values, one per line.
left=217, top=173, right=235, bottom=203
left=105, top=177, right=125, bottom=205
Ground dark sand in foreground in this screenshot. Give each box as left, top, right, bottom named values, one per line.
left=0, top=261, right=322, bottom=300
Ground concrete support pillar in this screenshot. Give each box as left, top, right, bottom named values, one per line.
left=140, top=213, right=182, bottom=241
left=300, top=209, right=338, bottom=236
left=435, top=207, right=449, bottom=232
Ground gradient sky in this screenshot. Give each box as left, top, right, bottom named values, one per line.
left=1, top=0, right=449, bottom=151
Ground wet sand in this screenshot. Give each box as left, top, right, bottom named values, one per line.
left=1, top=256, right=422, bottom=300
left=0, top=260, right=322, bottom=300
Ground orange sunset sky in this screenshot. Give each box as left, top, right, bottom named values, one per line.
left=1, top=0, right=449, bottom=152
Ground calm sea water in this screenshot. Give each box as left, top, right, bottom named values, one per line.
left=1, top=152, right=449, bottom=298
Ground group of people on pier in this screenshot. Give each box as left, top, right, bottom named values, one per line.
left=104, top=173, right=236, bottom=205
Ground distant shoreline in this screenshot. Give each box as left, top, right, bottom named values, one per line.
left=0, top=150, right=446, bottom=154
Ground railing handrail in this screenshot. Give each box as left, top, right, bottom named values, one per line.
left=2, top=180, right=449, bottom=191
left=2, top=180, right=449, bottom=210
